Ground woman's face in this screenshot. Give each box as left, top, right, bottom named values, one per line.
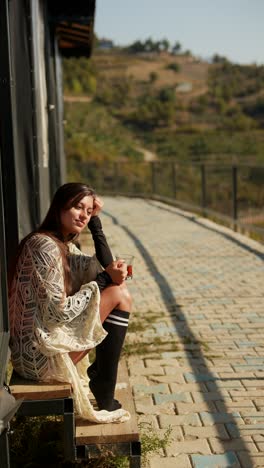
left=60, top=195, right=94, bottom=237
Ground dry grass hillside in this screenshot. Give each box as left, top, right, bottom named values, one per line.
left=93, top=50, right=209, bottom=100
left=63, top=49, right=264, bottom=165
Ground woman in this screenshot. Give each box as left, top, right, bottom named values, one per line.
left=9, top=183, right=131, bottom=423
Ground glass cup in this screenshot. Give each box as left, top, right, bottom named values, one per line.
left=116, top=254, right=135, bottom=280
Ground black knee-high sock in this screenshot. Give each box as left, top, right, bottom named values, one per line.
left=88, top=310, right=129, bottom=380
left=88, top=309, right=129, bottom=411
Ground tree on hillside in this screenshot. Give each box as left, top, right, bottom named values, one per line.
left=63, top=57, right=97, bottom=95
left=127, top=40, right=145, bottom=53
left=145, top=37, right=155, bottom=52
left=127, top=37, right=170, bottom=54
left=172, top=41, right=182, bottom=55
left=158, top=87, right=176, bottom=104
left=147, top=37, right=162, bottom=53
left=130, top=86, right=176, bottom=129
left=160, top=38, right=170, bottom=52
left=212, top=54, right=229, bottom=64
left=149, top=71, right=158, bottom=84
left=166, top=62, right=181, bottom=73
left=242, top=97, right=264, bottom=123
left=190, top=137, right=209, bottom=160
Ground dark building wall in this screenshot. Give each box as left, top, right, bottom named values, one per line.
left=0, top=1, right=94, bottom=450
left=44, top=16, right=66, bottom=198
left=1, top=0, right=65, bottom=248
left=0, top=0, right=95, bottom=370
left=9, top=0, right=41, bottom=237
left=0, top=0, right=66, bottom=294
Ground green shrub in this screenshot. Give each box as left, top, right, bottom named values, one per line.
left=149, top=71, right=158, bottom=83
left=166, top=62, right=180, bottom=72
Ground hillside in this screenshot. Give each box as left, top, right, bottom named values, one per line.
left=63, top=49, right=264, bottom=164
left=93, top=51, right=209, bottom=96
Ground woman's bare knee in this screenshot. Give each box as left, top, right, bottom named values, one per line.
left=99, top=282, right=132, bottom=322
left=118, top=283, right=132, bottom=311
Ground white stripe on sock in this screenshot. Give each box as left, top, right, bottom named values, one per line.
left=108, top=313, right=129, bottom=323
left=105, top=318, right=128, bottom=327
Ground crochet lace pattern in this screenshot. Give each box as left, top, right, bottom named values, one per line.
left=9, top=233, right=130, bottom=423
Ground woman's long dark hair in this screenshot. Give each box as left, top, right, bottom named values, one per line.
left=9, top=183, right=96, bottom=295
left=39, top=182, right=95, bottom=239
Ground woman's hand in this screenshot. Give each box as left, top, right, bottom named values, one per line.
left=91, top=196, right=104, bottom=217
left=105, top=260, right=127, bottom=285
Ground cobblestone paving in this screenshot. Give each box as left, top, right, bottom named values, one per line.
left=87, top=197, right=264, bottom=467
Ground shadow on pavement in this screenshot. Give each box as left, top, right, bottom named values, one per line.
left=147, top=200, right=264, bottom=261
left=103, top=207, right=254, bottom=467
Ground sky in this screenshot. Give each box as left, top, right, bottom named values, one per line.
left=94, top=0, right=264, bottom=65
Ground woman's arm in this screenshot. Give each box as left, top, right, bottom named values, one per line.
left=87, top=215, right=113, bottom=268
left=88, top=196, right=113, bottom=268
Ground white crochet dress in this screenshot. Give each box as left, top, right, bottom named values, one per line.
left=9, top=233, right=130, bottom=423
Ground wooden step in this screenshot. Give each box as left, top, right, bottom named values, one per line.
left=10, top=372, right=72, bottom=400
left=75, top=360, right=139, bottom=445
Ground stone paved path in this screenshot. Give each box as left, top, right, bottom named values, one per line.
left=87, top=196, right=264, bottom=468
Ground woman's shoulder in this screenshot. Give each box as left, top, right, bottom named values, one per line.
left=24, top=233, right=60, bottom=253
